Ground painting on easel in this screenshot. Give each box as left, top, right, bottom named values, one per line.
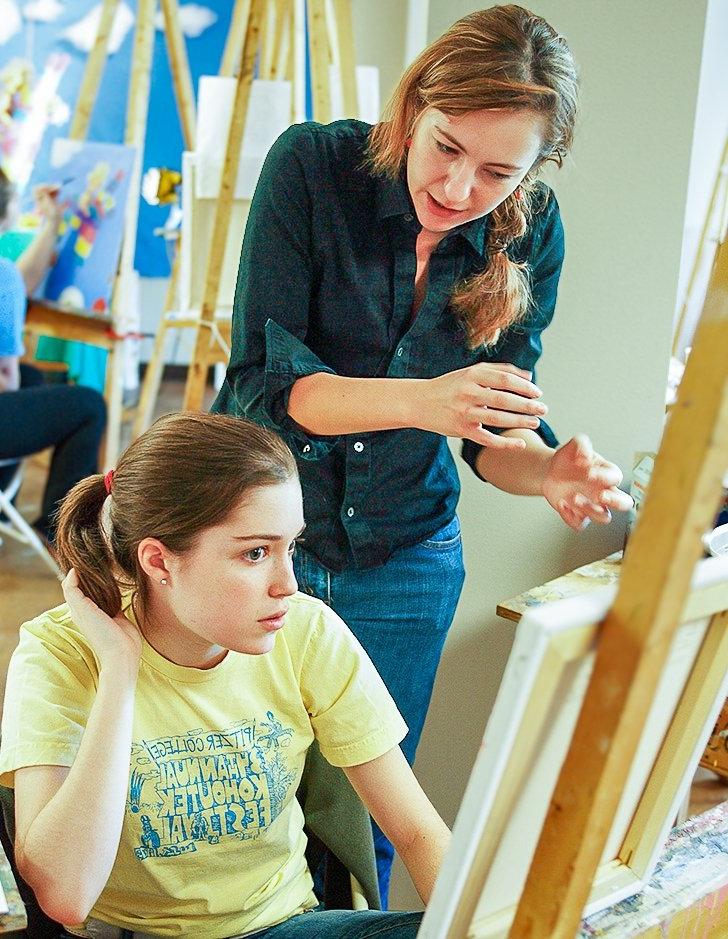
left=28, top=137, right=135, bottom=313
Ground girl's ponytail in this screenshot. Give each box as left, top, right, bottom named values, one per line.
left=55, top=474, right=122, bottom=617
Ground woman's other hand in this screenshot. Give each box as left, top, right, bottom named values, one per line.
left=543, top=434, right=633, bottom=530
left=421, top=362, right=548, bottom=450
left=61, top=568, right=143, bottom=670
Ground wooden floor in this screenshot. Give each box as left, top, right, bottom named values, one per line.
left=1, top=378, right=727, bottom=821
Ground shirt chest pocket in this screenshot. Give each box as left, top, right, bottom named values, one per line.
left=405, top=319, right=483, bottom=378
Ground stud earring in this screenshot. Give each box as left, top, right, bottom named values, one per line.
left=160, top=578, right=168, bottom=586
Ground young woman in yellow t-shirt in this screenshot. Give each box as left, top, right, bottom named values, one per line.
left=0, top=412, right=448, bottom=938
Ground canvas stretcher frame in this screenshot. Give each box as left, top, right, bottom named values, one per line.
left=418, top=553, right=728, bottom=939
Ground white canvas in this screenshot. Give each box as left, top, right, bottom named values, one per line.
left=419, top=554, right=728, bottom=939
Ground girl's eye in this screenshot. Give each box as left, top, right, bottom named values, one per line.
left=435, top=139, right=457, bottom=155
left=244, top=546, right=268, bottom=562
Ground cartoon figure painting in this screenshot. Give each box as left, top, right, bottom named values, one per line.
left=33, top=137, right=135, bottom=312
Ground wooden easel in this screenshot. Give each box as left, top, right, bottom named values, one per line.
left=132, top=0, right=360, bottom=426
left=173, top=0, right=359, bottom=413
left=25, top=0, right=195, bottom=465
left=505, top=239, right=728, bottom=936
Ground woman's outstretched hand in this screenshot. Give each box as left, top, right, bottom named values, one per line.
left=61, top=568, right=143, bottom=670
left=543, top=434, right=633, bottom=530
left=421, top=362, right=548, bottom=450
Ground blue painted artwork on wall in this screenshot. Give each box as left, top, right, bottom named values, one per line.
left=39, top=138, right=135, bottom=312
left=0, top=0, right=235, bottom=278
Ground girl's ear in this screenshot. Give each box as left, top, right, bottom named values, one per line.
left=138, top=538, right=173, bottom=582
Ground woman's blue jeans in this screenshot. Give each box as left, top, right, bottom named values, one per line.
left=293, top=515, right=465, bottom=905
left=256, top=907, right=423, bottom=938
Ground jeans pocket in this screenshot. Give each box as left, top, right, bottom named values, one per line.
left=420, top=515, right=461, bottom=550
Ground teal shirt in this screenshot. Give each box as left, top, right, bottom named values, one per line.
left=213, top=120, right=564, bottom=572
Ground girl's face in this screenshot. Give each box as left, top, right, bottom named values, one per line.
left=143, top=478, right=304, bottom=667
left=406, top=107, right=546, bottom=236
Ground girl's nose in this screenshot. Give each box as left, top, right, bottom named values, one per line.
left=270, top=557, right=298, bottom=598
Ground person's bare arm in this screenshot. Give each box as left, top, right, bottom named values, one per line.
left=288, top=362, right=547, bottom=452
left=344, top=746, right=450, bottom=904
left=477, top=430, right=633, bottom=529
left=14, top=570, right=142, bottom=925
left=15, top=185, right=62, bottom=295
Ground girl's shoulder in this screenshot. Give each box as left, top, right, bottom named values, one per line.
left=278, top=591, right=357, bottom=660
left=16, top=602, right=101, bottom=676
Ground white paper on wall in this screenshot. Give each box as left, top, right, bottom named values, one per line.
left=195, top=76, right=291, bottom=200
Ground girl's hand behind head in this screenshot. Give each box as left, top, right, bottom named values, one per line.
left=62, top=568, right=143, bottom=673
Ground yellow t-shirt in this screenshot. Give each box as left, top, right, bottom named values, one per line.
left=0, top=592, right=407, bottom=938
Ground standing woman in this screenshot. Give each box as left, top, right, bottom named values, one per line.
left=213, top=4, right=632, bottom=902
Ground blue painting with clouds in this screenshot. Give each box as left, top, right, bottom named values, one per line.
left=1, top=0, right=235, bottom=278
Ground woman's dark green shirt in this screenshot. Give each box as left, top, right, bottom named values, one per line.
left=212, top=120, right=564, bottom=572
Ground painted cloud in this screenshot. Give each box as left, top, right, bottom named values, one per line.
left=62, top=2, right=135, bottom=55
left=155, top=3, right=217, bottom=38
left=0, top=0, right=22, bottom=45
left=23, top=0, right=63, bottom=23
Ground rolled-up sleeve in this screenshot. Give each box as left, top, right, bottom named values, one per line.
left=212, top=124, right=339, bottom=460
left=461, top=189, right=564, bottom=480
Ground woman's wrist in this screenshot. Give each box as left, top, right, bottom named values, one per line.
left=402, top=378, right=433, bottom=430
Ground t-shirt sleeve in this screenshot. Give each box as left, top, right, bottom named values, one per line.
left=0, top=607, right=98, bottom=788
left=0, top=257, right=26, bottom=357
left=297, top=603, right=407, bottom=768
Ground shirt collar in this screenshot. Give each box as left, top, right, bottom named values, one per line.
left=374, top=170, right=413, bottom=220
left=452, top=215, right=489, bottom=254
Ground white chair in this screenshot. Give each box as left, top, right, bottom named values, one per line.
left=0, top=458, right=61, bottom=576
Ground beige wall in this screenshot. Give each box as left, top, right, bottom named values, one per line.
left=675, top=0, right=728, bottom=355
left=351, top=0, right=410, bottom=112
left=390, top=0, right=708, bottom=910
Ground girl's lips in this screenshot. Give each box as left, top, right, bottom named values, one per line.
left=425, top=191, right=464, bottom=218
left=259, top=611, right=287, bottom=632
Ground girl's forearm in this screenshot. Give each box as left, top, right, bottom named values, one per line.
left=16, top=221, right=57, bottom=295
left=288, top=372, right=426, bottom=435
left=398, top=816, right=451, bottom=904
left=17, top=665, right=138, bottom=924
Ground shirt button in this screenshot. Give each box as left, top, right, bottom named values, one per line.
left=347, top=507, right=355, bottom=517
left=396, top=348, right=403, bottom=357
left=302, top=444, right=311, bottom=454
left=404, top=214, right=413, bottom=222
left=353, top=441, right=364, bottom=452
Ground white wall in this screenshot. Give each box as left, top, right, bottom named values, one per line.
left=390, top=0, right=708, bottom=911
left=674, top=0, right=728, bottom=356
